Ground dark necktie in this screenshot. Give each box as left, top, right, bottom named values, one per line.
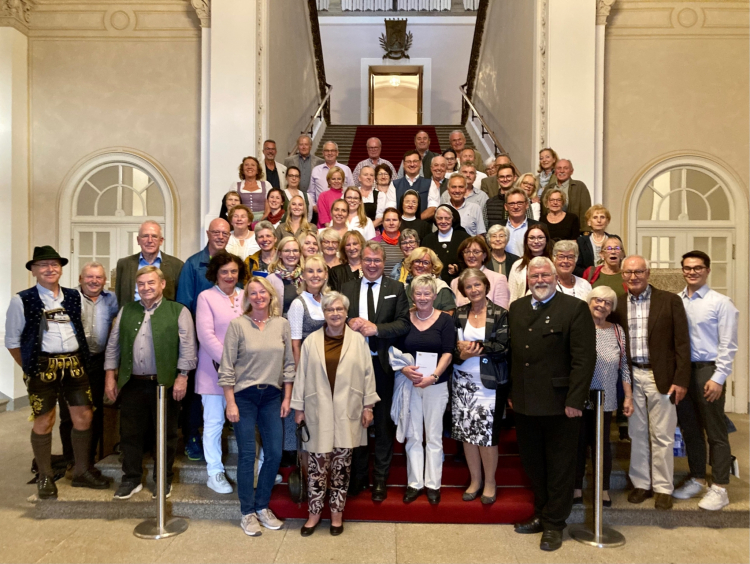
left=367, top=281, right=377, bottom=352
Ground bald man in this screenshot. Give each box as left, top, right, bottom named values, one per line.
left=352, top=137, right=397, bottom=185
left=448, top=130, right=485, bottom=172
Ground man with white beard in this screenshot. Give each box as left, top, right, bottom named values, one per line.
left=507, top=256, right=595, bottom=552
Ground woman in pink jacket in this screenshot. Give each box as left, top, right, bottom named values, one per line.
left=450, top=236, right=510, bottom=309
left=196, top=251, right=247, bottom=495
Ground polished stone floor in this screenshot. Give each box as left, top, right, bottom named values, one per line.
left=1, top=406, right=748, bottom=564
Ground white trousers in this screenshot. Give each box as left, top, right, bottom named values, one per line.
left=405, top=382, right=449, bottom=489
left=201, top=394, right=227, bottom=477
left=628, top=367, right=677, bottom=494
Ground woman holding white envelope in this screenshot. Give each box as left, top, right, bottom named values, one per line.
left=398, top=274, right=456, bottom=505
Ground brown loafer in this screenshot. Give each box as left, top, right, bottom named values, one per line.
left=627, top=488, right=653, bottom=504
left=654, top=493, right=673, bottom=510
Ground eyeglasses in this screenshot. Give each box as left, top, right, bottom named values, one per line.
left=362, top=258, right=383, bottom=265
left=412, top=259, right=431, bottom=267
left=592, top=297, right=613, bottom=307
left=682, top=265, right=708, bottom=273
left=548, top=198, right=563, bottom=204
left=506, top=202, right=526, bottom=208
left=604, top=246, right=622, bottom=252
left=209, top=230, right=230, bottom=238
left=528, top=236, right=547, bottom=242
left=555, top=254, right=576, bottom=262
left=498, top=175, right=514, bottom=181
left=463, top=249, right=485, bottom=256
left=400, top=240, right=416, bottom=247
left=622, top=269, right=648, bottom=278
left=287, top=174, right=300, bottom=179
left=324, top=306, right=347, bottom=314
left=528, top=273, right=554, bottom=281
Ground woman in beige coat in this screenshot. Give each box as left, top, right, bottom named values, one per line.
left=292, top=291, right=379, bottom=537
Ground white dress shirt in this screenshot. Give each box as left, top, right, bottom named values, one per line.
left=680, top=284, right=739, bottom=385
left=359, top=276, right=382, bottom=354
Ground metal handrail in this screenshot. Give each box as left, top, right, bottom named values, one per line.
left=289, top=84, right=333, bottom=156
left=459, top=84, right=506, bottom=157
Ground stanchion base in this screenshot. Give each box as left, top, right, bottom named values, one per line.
left=133, top=517, right=189, bottom=540
left=569, top=525, right=625, bottom=548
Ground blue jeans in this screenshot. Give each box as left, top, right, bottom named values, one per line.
left=232, top=385, right=282, bottom=516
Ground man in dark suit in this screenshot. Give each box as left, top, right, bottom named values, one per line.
left=342, top=241, right=410, bottom=501
left=541, top=159, right=591, bottom=229
left=509, top=256, right=595, bottom=551
left=612, top=255, right=690, bottom=511
left=283, top=134, right=324, bottom=193
left=114, top=221, right=183, bottom=307
left=394, top=150, right=434, bottom=220
left=481, top=154, right=519, bottom=199
left=398, top=130, right=438, bottom=179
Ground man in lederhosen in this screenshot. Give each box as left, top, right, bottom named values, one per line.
left=5, top=246, right=109, bottom=499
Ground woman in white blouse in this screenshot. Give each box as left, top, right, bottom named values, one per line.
left=343, top=187, right=376, bottom=241
left=225, top=204, right=259, bottom=261
left=552, top=240, right=592, bottom=300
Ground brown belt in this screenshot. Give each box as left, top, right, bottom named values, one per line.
left=632, top=362, right=652, bottom=369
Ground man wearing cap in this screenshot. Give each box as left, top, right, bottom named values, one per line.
left=105, top=265, right=197, bottom=500
left=5, top=246, right=109, bottom=499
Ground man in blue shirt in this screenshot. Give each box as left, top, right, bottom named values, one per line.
left=175, top=218, right=231, bottom=460
left=673, top=250, right=739, bottom=511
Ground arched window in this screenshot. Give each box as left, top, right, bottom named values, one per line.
left=59, top=151, right=175, bottom=287
left=629, top=157, right=737, bottom=296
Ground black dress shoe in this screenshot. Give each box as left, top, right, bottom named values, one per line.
left=348, top=479, right=366, bottom=497
left=602, top=498, right=612, bottom=508
left=403, top=487, right=423, bottom=504
left=300, top=521, right=320, bottom=537
left=37, top=475, right=58, bottom=500
left=426, top=487, right=440, bottom=505
left=572, top=496, right=583, bottom=505
left=71, top=469, right=109, bottom=490
left=514, top=516, right=543, bottom=534
left=372, top=480, right=387, bottom=502
left=540, top=529, right=563, bottom=551
left=627, top=488, right=653, bottom=504
left=329, top=524, right=344, bottom=536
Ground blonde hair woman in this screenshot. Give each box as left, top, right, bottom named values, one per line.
left=267, top=236, right=305, bottom=317
left=319, top=228, right=343, bottom=269
left=277, top=195, right=317, bottom=241
left=218, top=275, right=295, bottom=536
left=343, top=186, right=376, bottom=241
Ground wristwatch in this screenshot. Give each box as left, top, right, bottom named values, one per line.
left=431, top=374, right=439, bottom=385
left=177, top=371, right=189, bottom=378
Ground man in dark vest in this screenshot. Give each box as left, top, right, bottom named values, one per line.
left=5, top=246, right=109, bottom=499
left=104, top=266, right=197, bottom=500
left=508, top=256, right=595, bottom=551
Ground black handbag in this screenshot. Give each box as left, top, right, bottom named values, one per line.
left=288, top=422, right=310, bottom=504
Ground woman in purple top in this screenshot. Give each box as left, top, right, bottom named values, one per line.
left=399, top=275, right=456, bottom=506
left=195, top=251, right=247, bottom=495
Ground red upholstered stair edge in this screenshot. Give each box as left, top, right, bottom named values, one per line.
left=269, top=429, right=535, bottom=524
left=346, top=125, right=442, bottom=171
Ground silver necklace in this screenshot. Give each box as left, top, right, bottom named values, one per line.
left=416, top=308, right=434, bottom=321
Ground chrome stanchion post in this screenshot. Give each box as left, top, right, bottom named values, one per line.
left=569, top=389, right=625, bottom=548
left=134, top=384, right=188, bottom=539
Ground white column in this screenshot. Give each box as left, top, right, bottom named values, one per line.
left=206, top=0, right=260, bottom=229
left=200, top=25, right=211, bottom=245
left=0, top=26, right=30, bottom=404
left=546, top=0, right=596, bottom=195
left=595, top=1, right=616, bottom=205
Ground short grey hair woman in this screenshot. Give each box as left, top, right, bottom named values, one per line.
left=573, top=285, right=633, bottom=507
left=292, top=291, right=379, bottom=536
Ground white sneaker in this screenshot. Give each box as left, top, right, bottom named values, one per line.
left=241, top=513, right=262, bottom=536
left=699, top=485, right=729, bottom=511
left=207, top=472, right=233, bottom=494
left=672, top=478, right=707, bottom=499
left=256, top=507, right=284, bottom=530
left=275, top=473, right=282, bottom=485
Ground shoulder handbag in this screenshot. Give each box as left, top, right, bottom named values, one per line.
left=288, top=421, right=310, bottom=504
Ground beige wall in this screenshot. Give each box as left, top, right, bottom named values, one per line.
left=603, top=5, right=749, bottom=237
left=28, top=3, right=201, bottom=263
left=472, top=1, right=536, bottom=174
left=268, top=1, right=321, bottom=157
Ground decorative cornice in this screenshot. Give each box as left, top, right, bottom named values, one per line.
left=190, top=0, right=209, bottom=28
left=0, top=0, right=34, bottom=33
left=608, top=3, right=749, bottom=38
left=597, top=0, right=616, bottom=25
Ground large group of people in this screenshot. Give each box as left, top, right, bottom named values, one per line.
left=6, top=130, right=739, bottom=552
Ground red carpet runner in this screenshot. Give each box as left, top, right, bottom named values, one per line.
left=269, top=429, right=535, bottom=524
left=347, top=125, right=442, bottom=171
